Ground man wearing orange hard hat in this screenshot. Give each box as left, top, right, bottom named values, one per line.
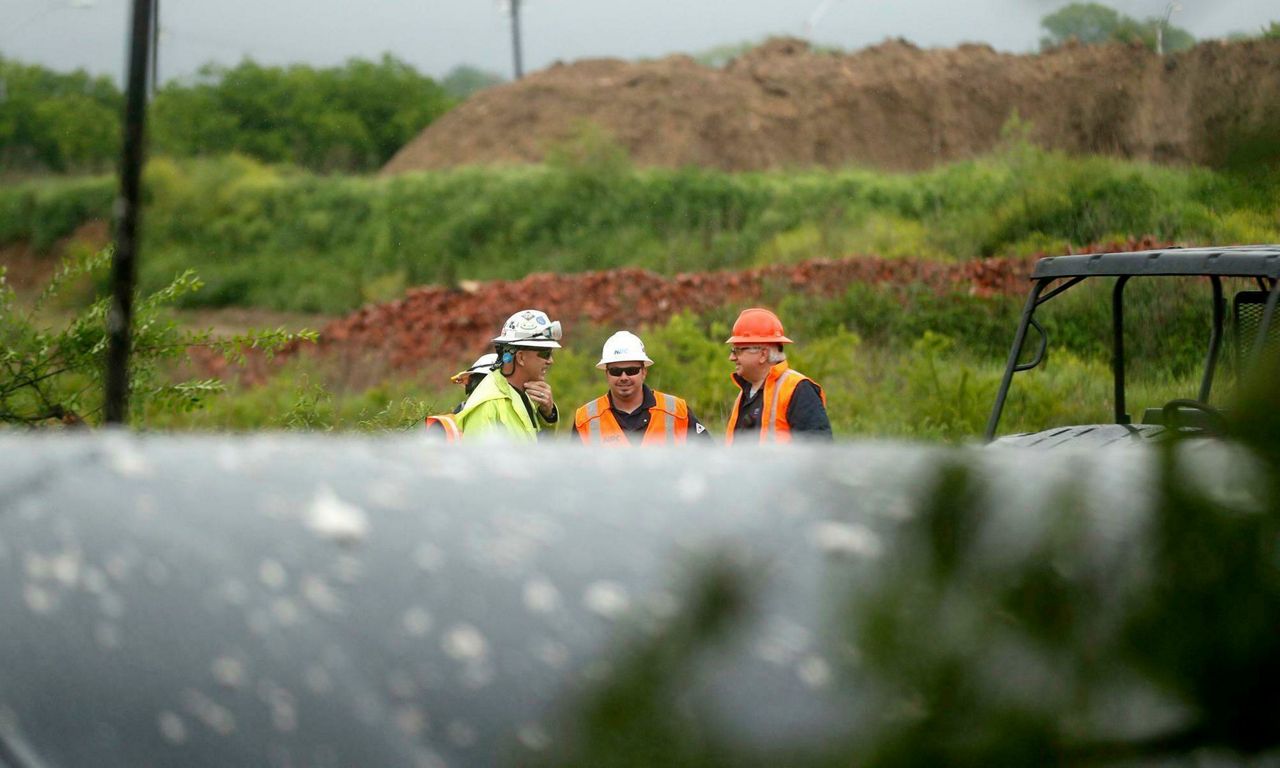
left=724, top=307, right=831, bottom=443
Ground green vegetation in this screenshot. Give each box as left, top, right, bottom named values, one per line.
left=3, top=68, right=1275, bottom=437
left=440, top=64, right=506, bottom=98
left=132, top=275, right=1225, bottom=441
left=0, top=56, right=122, bottom=173
left=150, top=56, right=454, bottom=172
left=3, top=139, right=1275, bottom=314
left=1040, top=2, right=1195, bottom=53
left=0, top=249, right=314, bottom=427
left=0, top=55, right=455, bottom=175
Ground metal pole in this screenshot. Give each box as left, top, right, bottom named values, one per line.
left=984, top=281, right=1044, bottom=441
left=1112, top=276, right=1131, bottom=425
left=105, top=0, right=154, bottom=425
left=1198, top=276, right=1224, bottom=403
left=510, top=0, right=524, bottom=80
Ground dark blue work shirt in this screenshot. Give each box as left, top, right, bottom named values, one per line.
left=607, top=385, right=711, bottom=440
left=730, top=374, right=832, bottom=441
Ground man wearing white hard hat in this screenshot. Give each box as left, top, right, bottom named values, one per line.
left=454, top=309, right=563, bottom=441
left=573, top=330, right=709, bottom=446
left=423, top=352, right=499, bottom=441
left=449, top=352, right=498, bottom=410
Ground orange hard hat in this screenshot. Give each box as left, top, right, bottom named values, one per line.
left=725, top=307, right=793, bottom=344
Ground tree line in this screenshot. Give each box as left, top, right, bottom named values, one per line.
left=1040, top=2, right=1197, bottom=53
left=0, top=54, right=502, bottom=175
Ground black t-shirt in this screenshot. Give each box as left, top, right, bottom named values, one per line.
left=605, top=385, right=711, bottom=440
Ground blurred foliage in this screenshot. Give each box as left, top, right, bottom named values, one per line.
left=0, top=55, right=122, bottom=173
left=692, top=41, right=759, bottom=68
left=440, top=64, right=506, bottom=99
left=692, top=37, right=845, bottom=68
left=0, top=249, right=315, bottom=427
left=526, top=363, right=1280, bottom=766
left=149, top=55, right=455, bottom=172
left=2, top=141, right=1275, bottom=314
left=0, top=54, right=455, bottom=174
left=0, top=174, right=114, bottom=249
left=1040, top=2, right=1195, bottom=53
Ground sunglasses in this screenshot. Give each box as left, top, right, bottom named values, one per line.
left=606, top=365, right=643, bottom=377
left=517, top=349, right=553, bottom=360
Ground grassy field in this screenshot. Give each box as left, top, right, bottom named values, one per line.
left=136, top=280, right=1238, bottom=442
left=3, top=140, right=1277, bottom=314
left=3, top=142, right=1274, bottom=438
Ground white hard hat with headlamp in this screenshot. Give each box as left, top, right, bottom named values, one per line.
left=596, top=330, right=654, bottom=369
left=492, top=309, right=563, bottom=349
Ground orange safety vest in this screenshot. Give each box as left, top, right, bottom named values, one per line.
left=725, top=362, right=825, bottom=445
left=574, top=390, right=690, bottom=446
left=424, top=414, right=462, bottom=442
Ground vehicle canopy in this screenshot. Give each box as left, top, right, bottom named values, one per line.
left=985, top=245, right=1280, bottom=445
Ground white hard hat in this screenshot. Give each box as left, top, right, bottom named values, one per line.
left=450, top=352, right=498, bottom=383
left=596, top=330, right=654, bottom=369
left=492, top=309, right=563, bottom=349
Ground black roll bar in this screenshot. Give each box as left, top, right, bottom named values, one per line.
left=984, top=280, right=1045, bottom=441
left=1199, top=276, right=1224, bottom=403
left=1112, top=276, right=1131, bottom=425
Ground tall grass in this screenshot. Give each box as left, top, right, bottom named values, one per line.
left=2, top=145, right=1275, bottom=313
left=148, top=284, right=1222, bottom=442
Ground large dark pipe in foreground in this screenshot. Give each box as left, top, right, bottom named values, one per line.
left=1, top=436, right=1275, bottom=765
left=105, top=0, right=155, bottom=424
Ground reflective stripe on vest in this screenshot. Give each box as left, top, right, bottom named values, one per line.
left=764, top=369, right=802, bottom=441
left=424, top=414, right=462, bottom=442
left=575, top=391, right=689, bottom=446
left=725, top=362, right=823, bottom=445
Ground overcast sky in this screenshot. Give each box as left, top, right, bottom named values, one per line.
left=2, top=0, right=1275, bottom=84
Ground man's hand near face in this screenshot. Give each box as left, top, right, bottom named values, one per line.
left=524, top=380, right=556, bottom=419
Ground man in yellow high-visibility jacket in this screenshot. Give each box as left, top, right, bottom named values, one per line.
left=454, top=309, right=563, bottom=441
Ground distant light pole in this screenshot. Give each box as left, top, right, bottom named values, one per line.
left=498, top=0, right=524, bottom=80
left=1156, top=2, right=1182, bottom=55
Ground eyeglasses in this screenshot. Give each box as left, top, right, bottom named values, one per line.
left=533, top=349, right=553, bottom=360
left=730, top=346, right=765, bottom=357
left=606, top=365, right=643, bottom=377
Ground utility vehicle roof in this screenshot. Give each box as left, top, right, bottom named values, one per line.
left=1032, top=246, right=1280, bottom=280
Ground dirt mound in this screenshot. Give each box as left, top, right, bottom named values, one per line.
left=383, top=38, right=1280, bottom=174
left=267, top=237, right=1165, bottom=378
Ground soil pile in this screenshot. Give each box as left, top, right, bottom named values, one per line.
left=271, top=237, right=1165, bottom=376
left=383, top=38, right=1280, bottom=174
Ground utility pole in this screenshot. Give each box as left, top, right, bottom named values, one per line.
left=148, top=0, right=159, bottom=97
left=509, top=0, right=524, bottom=80
left=105, top=0, right=155, bottom=424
